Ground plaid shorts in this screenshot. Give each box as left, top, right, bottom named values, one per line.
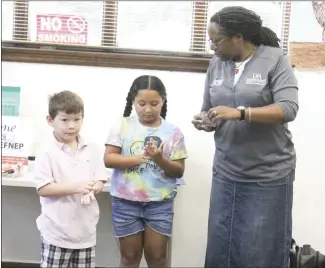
left=41, top=238, right=95, bottom=268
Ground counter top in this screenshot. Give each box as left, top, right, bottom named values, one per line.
left=2, top=172, right=111, bottom=192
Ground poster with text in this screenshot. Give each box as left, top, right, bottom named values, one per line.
left=1, top=86, right=21, bottom=116
left=2, top=116, right=34, bottom=166
left=36, top=14, right=88, bottom=45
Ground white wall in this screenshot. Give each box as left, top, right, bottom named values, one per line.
left=2, top=61, right=325, bottom=266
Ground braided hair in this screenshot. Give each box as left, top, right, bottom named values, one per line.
left=210, top=6, right=280, bottom=48
left=123, top=75, right=168, bottom=119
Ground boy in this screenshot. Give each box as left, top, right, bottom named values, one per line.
left=33, top=90, right=107, bottom=268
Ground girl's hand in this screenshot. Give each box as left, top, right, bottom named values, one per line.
left=139, top=150, right=151, bottom=162
left=144, top=138, right=164, bottom=162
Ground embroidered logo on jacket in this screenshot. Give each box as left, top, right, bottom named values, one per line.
left=245, top=73, right=266, bottom=86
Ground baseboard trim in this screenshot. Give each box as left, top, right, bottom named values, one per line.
left=2, top=262, right=39, bottom=268
left=2, top=262, right=107, bottom=268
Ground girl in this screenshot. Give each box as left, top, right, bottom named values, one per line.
left=104, top=75, right=187, bottom=268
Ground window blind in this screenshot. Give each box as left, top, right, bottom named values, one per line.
left=207, top=1, right=291, bottom=54
left=115, top=1, right=193, bottom=52
left=2, top=1, right=14, bottom=41
left=280, top=1, right=292, bottom=54
left=4, top=0, right=209, bottom=54
left=3, top=1, right=292, bottom=55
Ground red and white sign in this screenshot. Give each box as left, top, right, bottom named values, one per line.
left=36, top=14, right=88, bottom=45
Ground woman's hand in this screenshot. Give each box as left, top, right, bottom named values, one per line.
left=207, top=106, right=240, bottom=122
left=192, top=113, right=204, bottom=130
left=192, top=112, right=215, bottom=132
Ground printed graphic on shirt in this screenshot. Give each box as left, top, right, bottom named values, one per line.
left=129, top=141, right=144, bottom=156
left=127, top=135, right=162, bottom=174
left=210, top=78, right=224, bottom=92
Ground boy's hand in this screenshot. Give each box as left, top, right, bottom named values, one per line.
left=81, top=191, right=95, bottom=205
left=74, top=180, right=95, bottom=194
left=92, top=181, right=104, bottom=194
left=80, top=180, right=105, bottom=205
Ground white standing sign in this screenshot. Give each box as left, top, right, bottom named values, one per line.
left=2, top=116, right=34, bottom=166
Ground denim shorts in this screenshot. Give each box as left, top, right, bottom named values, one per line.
left=111, top=193, right=175, bottom=238
left=205, top=170, right=294, bottom=268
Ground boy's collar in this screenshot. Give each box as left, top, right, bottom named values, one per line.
left=52, top=133, right=88, bottom=149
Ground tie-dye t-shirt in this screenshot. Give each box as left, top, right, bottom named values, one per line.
left=105, top=116, right=188, bottom=202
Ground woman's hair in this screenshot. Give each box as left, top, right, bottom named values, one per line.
left=123, top=75, right=168, bottom=119
left=210, top=6, right=280, bottom=48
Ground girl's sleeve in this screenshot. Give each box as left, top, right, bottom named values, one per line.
left=105, top=118, right=123, bottom=148
left=169, top=127, right=188, bottom=161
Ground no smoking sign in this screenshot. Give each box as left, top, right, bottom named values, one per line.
left=36, top=14, right=88, bottom=45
